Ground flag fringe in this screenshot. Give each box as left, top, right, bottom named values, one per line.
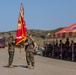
left=16, top=37, right=27, bottom=45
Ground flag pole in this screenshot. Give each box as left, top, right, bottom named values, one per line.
left=16, top=3, right=27, bottom=57
left=20, top=44, right=21, bottom=53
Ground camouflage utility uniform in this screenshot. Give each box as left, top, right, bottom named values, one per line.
left=8, top=36, right=15, bottom=67
left=25, top=38, right=36, bottom=68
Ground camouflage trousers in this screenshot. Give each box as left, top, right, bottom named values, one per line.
left=8, top=51, right=15, bottom=65
left=26, top=51, right=35, bottom=66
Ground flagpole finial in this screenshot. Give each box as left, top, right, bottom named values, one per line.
left=21, top=3, right=23, bottom=5
left=20, top=3, right=24, bottom=17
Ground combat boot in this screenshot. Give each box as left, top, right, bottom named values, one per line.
left=8, top=65, right=14, bottom=68
left=31, top=62, right=34, bottom=69
left=27, top=65, right=31, bottom=69
left=30, top=66, right=34, bottom=69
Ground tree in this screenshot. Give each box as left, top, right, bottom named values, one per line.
left=40, top=35, right=46, bottom=39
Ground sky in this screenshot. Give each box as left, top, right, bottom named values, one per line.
left=0, top=0, right=76, bottom=32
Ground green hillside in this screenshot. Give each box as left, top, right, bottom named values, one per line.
left=0, top=27, right=64, bottom=39
left=0, top=27, right=64, bottom=46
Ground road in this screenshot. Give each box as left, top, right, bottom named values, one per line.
left=0, top=47, right=76, bottom=75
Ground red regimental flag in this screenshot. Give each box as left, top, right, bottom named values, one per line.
left=16, top=4, right=27, bottom=45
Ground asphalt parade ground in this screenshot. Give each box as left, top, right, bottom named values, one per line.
left=0, top=47, right=76, bottom=75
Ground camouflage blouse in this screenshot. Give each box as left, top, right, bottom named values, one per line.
left=25, top=39, right=35, bottom=51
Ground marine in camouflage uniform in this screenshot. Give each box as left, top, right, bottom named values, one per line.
left=24, top=34, right=37, bottom=69
left=8, top=36, right=15, bottom=68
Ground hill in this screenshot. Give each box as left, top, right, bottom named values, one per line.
left=0, top=27, right=64, bottom=39
left=0, top=27, right=65, bottom=46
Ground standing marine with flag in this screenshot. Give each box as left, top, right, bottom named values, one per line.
left=24, top=34, right=37, bottom=69
left=16, top=3, right=37, bottom=69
